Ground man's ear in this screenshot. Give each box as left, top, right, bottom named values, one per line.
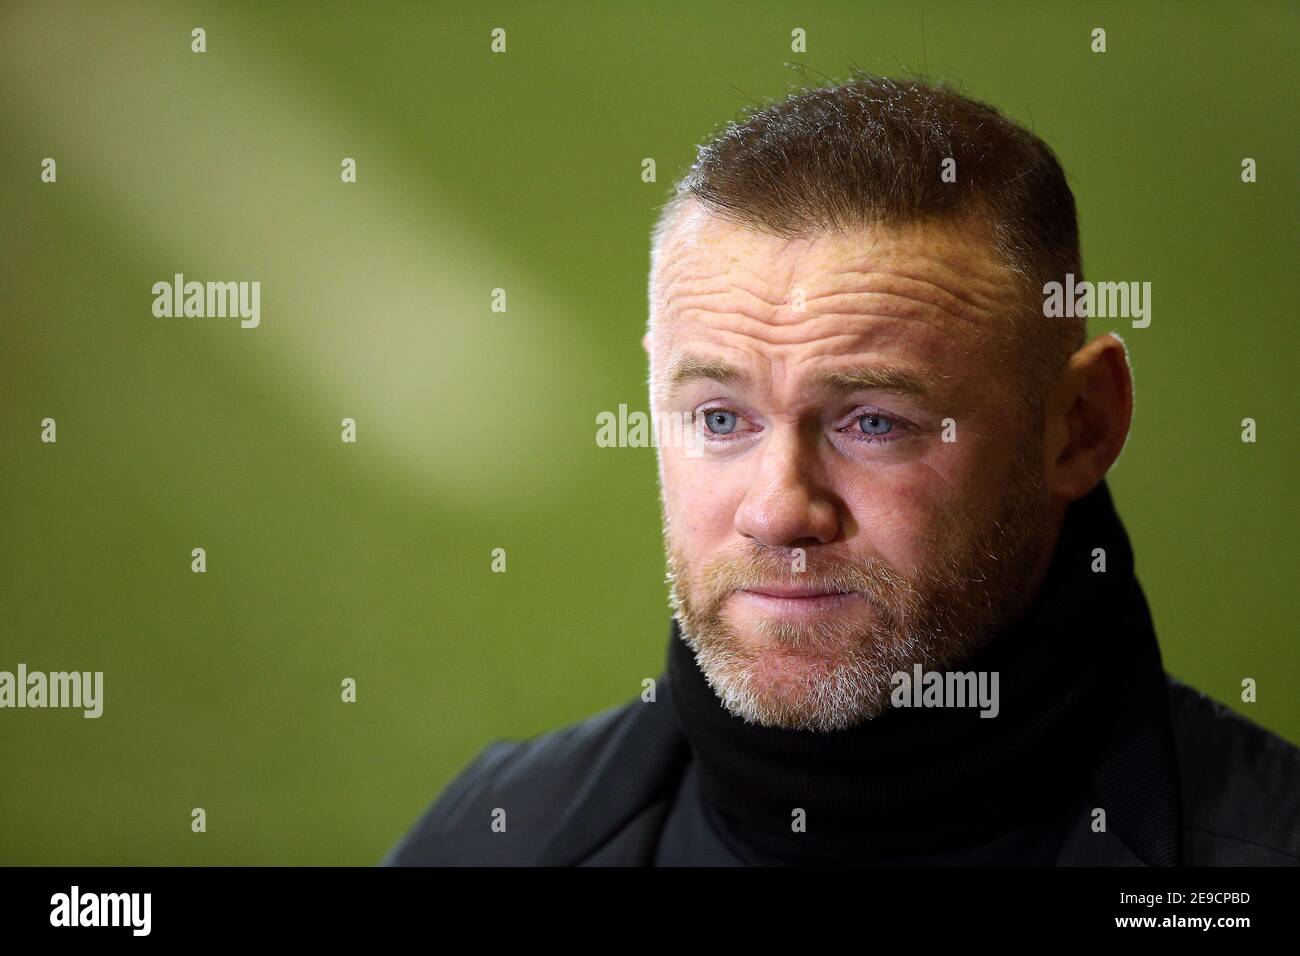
left=1043, top=333, right=1134, bottom=502
left=641, top=331, right=652, bottom=354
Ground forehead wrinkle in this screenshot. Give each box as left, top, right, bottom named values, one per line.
left=665, top=281, right=991, bottom=340
left=656, top=267, right=792, bottom=325
left=812, top=270, right=1001, bottom=326
left=806, top=291, right=978, bottom=329
left=666, top=289, right=784, bottom=328
left=681, top=307, right=966, bottom=347
left=656, top=259, right=1007, bottom=339
left=653, top=230, right=819, bottom=318
left=650, top=219, right=1020, bottom=353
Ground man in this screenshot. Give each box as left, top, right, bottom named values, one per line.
left=384, top=73, right=1299, bottom=866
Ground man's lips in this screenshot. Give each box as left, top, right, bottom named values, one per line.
left=733, top=586, right=864, bottom=616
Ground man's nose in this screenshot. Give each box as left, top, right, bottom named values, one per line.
left=733, top=427, right=839, bottom=548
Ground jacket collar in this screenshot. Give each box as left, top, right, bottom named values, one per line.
left=538, top=481, right=1181, bottom=865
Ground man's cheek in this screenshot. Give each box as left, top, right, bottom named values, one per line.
left=843, top=471, right=960, bottom=571
left=662, top=464, right=741, bottom=544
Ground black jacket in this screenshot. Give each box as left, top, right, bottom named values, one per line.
left=383, top=484, right=1300, bottom=866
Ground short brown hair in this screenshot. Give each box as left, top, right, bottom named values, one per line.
left=651, top=70, right=1086, bottom=408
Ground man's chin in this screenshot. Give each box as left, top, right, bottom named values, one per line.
left=695, top=643, right=891, bottom=731
left=685, top=609, right=897, bottom=730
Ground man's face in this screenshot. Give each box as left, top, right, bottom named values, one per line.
left=648, top=202, right=1056, bottom=732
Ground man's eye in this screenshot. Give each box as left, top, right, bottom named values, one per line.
left=703, top=410, right=738, bottom=434
left=858, top=414, right=893, bottom=436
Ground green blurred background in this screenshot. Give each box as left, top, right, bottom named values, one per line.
left=1, top=0, right=1295, bottom=864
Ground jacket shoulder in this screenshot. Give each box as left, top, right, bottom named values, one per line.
left=1167, top=675, right=1300, bottom=864
left=381, top=697, right=643, bottom=866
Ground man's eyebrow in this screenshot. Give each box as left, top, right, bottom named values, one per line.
left=663, top=354, right=747, bottom=395
left=661, top=354, right=941, bottom=401
left=814, top=365, right=939, bottom=396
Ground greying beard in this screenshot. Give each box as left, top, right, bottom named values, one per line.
left=662, top=435, right=1050, bottom=733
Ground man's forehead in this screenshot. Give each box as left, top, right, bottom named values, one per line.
left=646, top=206, right=1027, bottom=407
left=650, top=205, right=1016, bottom=334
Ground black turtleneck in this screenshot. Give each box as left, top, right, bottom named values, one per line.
left=656, top=481, right=1181, bottom=865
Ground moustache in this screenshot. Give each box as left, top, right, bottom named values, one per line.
left=690, top=547, right=918, bottom=610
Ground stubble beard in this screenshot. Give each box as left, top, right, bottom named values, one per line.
left=663, top=432, right=1053, bottom=732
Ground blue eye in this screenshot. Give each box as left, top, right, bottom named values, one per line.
left=704, top=410, right=738, bottom=434
left=858, top=414, right=893, bottom=436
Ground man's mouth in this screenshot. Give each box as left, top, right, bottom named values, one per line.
left=734, top=586, right=863, bottom=616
